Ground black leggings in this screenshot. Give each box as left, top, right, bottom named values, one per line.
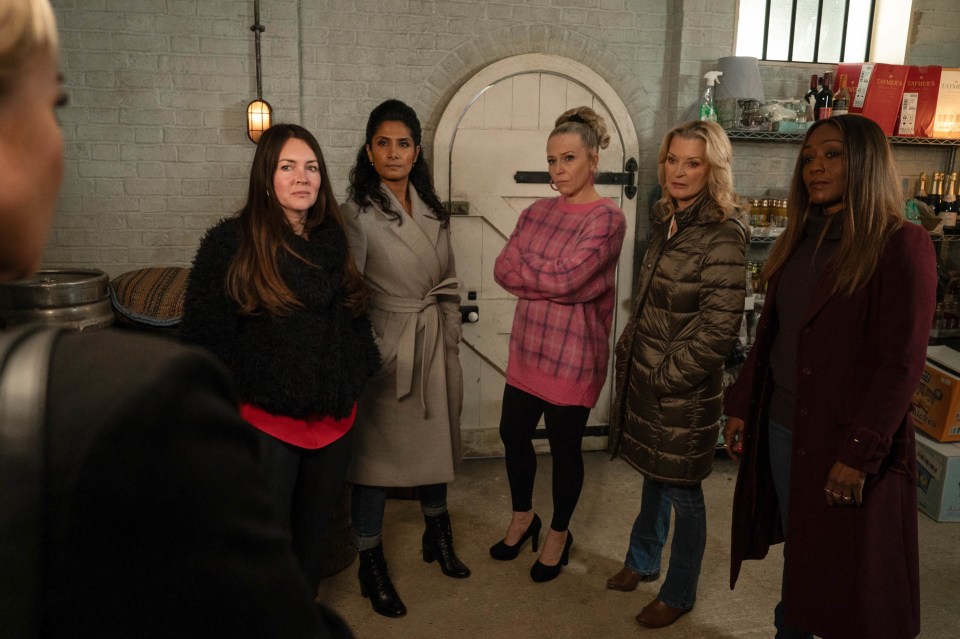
left=498, top=383, right=590, bottom=532
left=257, top=429, right=353, bottom=590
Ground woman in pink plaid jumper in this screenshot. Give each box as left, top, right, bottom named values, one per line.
left=489, top=106, right=627, bottom=583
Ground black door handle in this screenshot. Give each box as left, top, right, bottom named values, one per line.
left=513, top=157, right=638, bottom=199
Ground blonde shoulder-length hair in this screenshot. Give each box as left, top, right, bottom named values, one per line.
left=655, top=120, right=740, bottom=222
left=0, top=0, right=59, bottom=99
left=762, top=115, right=903, bottom=297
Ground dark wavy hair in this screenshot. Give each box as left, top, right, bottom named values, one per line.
left=226, top=123, right=368, bottom=316
left=346, top=99, right=449, bottom=225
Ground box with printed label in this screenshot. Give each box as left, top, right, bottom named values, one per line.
left=861, top=63, right=910, bottom=136
left=931, top=67, right=960, bottom=139
left=834, top=63, right=872, bottom=114
left=895, top=65, right=942, bottom=138
left=909, top=346, right=960, bottom=443
left=915, top=432, right=960, bottom=522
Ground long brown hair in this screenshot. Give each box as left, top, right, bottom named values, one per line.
left=655, top=120, right=741, bottom=221
left=763, top=115, right=903, bottom=297
left=226, top=123, right=368, bottom=316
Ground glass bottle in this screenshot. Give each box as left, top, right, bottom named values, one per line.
left=916, top=172, right=929, bottom=204
left=931, top=172, right=944, bottom=215
left=942, top=172, right=958, bottom=235
left=815, top=71, right=834, bottom=120
left=833, top=74, right=850, bottom=116
left=757, top=199, right=767, bottom=228
left=804, top=74, right=819, bottom=121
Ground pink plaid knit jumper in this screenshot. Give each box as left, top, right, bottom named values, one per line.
left=494, top=196, right=626, bottom=408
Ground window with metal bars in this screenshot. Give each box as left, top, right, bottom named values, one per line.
left=736, top=0, right=876, bottom=63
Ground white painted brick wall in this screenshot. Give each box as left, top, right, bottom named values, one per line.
left=44, top=0, right=960, bottom=277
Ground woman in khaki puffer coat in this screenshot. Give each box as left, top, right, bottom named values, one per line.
left=607, top=120, right=747, bottom=629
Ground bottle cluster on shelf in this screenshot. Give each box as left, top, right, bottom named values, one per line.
left=747, top=198, right=788, bottom=238
left=914, top=171, right=958, bottom=234
left=804, top=71, right=850, bottom=122
left=745, top=260, right=767, bottom=296
left=932, top=276, right=960, bottom=337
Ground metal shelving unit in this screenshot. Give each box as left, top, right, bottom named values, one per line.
left=727, top=129, right=960, bottom=146
left=726, top=129, right=960, bottom=173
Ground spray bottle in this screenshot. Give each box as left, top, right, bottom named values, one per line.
left=699, top=71, right=723, bottom=122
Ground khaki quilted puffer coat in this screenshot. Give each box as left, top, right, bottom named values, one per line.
left=609, top=196, right=746, bottom=485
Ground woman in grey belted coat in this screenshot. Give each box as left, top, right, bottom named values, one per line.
left=342, top=100, right=467, bottom=619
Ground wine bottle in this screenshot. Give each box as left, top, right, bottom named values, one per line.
left=815, top=72, right=833, bottom=120
left=804, top=74, right=819, bottom=121
left=833, top=74, right=850, bottom=116
left=916, top=172, right=929, bottom=204
left=931, top=172, right=944, bottom=214
left=943, top=172, right=959, bottom=235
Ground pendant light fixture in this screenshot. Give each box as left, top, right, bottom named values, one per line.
left=246, top=0, right=272, bottom=143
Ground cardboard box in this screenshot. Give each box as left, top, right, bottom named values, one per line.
left=895, top=65, right=942, bottom=137
left=931, top=68, right=960, bottom=139
left=861, top=63, right=910, bottom=136
left=835, top=63, right=873, bottom=114
left=910, top=346, right=960, bottom=442
left=915, top=432, right=960, bottom=522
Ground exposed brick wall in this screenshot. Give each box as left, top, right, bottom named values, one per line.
left=44, top=0, right=960, bottom=277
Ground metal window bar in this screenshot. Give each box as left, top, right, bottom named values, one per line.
left=760, top=0, right=875, bottom=63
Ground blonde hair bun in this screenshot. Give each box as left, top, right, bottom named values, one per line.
left=553, top=106, right=610, bottom=151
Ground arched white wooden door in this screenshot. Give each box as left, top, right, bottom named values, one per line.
left=434, top=54, right=639, bottom=458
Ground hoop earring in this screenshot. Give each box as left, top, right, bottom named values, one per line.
left=549, top=178, right=559, bottom=192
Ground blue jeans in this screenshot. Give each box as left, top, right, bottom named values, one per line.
left=768, top=419, right=814, bottom=639
left=624, top=478, right=705, bottom=610
left=351, top=483, right=447, bottom=551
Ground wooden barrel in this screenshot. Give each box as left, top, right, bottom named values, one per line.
left=0, top=269, right=114, bottom=331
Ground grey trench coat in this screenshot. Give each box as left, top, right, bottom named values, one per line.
left=343, top=185, right=463, bottom=487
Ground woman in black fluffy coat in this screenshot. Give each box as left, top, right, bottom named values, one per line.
left=181, top=124, right=380, bottom=592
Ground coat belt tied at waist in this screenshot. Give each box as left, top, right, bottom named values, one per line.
left=370, top=277, right=461, bottom=416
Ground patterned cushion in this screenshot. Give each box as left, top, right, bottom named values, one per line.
left=109, top=267, right=189, bottom=327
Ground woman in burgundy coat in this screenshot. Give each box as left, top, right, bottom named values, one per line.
left=723, top=115, right=936, bottom=639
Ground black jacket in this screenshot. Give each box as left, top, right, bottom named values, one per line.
left=180, top=217, right=379, bottom=419
left=39, top=330, right=350, bottom=638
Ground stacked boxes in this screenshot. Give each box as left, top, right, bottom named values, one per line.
left=916, top=432, right=960, bottom=522
left=910, top=345, right=960, bottom=443
left=833, top=63, right=960, bottom=139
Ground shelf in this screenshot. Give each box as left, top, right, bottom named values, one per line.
left=931, top=328, right=960, bottom=339
left=726, top=129, right=960, bottom=146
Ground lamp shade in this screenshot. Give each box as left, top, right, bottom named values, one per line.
left=246, top=99, right=273, bottom=143
left=715, top=56, right=765, bottom=103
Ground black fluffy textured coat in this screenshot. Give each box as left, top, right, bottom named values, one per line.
left=180, top=217, right=379, bottom=419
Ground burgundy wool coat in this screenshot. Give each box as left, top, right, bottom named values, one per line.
left=724, top=222, right=936, bottom=639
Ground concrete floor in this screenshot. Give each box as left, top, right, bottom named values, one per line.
left=316, top=451, right=959, bottom=638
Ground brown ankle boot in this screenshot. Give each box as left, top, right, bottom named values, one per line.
left=606, top=566, right=659, bottom=591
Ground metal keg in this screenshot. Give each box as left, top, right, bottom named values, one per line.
left=0, top=269, right=114, bottom=331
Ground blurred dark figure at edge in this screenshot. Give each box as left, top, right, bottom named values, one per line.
left=0, top=1, right=352, bottom=637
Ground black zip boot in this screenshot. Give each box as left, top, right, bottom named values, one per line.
left=357, top=544, right=406, bottom=617
left=422, top=511, right=471, bottom=578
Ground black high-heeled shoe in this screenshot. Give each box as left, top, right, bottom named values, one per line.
left=530, top=530, right=573, bottom=583
left=489, top=513, right=542, bottom=561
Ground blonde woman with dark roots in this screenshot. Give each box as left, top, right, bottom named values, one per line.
left=490, top=106, right=626, bottom=583
left=608, top=120, right=747, bottom=629
left=724, top=115, right=934, bottom=639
